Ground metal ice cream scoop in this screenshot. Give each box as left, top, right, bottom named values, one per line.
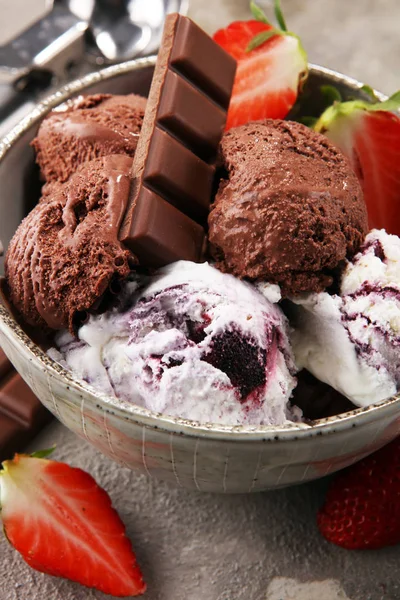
left=0, top=0, right=187, bottom=85
left=83, top=0, right=188, bottom=64
left=0, top=0, right=187, bottom=136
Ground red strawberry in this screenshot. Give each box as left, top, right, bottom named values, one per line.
left=0, top=450, right=146, bottom=597
left=315, top=91, right=400, bottom=234
left=213, top=0, right=308, bottom=130
left=317, top=436, right=400, bottom=550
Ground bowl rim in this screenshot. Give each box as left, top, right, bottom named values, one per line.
left=0, top=57, right=398, bottom=443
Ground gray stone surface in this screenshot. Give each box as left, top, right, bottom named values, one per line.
left=1, top=422, right=400, bottom=600
left=2, top=1, right=400, bottom=599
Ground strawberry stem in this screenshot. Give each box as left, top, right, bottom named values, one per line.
left=250, top=0, right=288, bottom=32
left=274, top=0, right=288, bottom=31
left=250, top=1, right=272, bottom=25
left=247, top=0, right=302, bottom=54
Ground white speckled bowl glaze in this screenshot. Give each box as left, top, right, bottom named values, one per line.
left=0, top=58, right=399, bottom=493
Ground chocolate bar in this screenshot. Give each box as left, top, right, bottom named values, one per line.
left=120, top=14, right=236, bottom=266
left=0, top=347, right=52, bottom=461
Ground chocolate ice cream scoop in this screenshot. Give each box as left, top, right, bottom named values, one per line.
left=208, top=120, right=368, bottom=295
left=5, top=155, right=133, bottom=332
left=32, top=94, right=146, bottom=186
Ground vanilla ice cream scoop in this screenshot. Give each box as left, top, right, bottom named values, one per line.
left=290, top=229, right=400, bottom=406
left=49, top=261, right=299, bottom=426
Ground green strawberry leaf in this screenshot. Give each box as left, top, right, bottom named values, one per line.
left=315, top=89, right=400, bottom=132
left=250, top=1, right=272, bottom=25
left=343, top=91, right=400, bottom=114
left=274, top=0, right=288, bottom=32
left=246, top=28, right=282, bottom=52
left=389, top=90, right=400, bottom=103
left=30, top=446, right=56, bottom=459
left=320, top=85, right=342, bottom=105
left=374, top=90, right=400, bottom=112
left=360, top=84, right=380, bottom=103
left=0, top=447, right=56, bottom=473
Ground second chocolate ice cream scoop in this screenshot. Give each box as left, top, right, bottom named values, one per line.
left=208, top=119, right=368, bottom=295
left=32, top=93, right=146, bottom=187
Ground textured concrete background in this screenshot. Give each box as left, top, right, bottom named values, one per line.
left=1, top=1, right=400, bottom=599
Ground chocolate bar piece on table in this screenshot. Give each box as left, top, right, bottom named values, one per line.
left=120, top=14, right=236, bottom=266
left=0, top=347, right=52, bottom=461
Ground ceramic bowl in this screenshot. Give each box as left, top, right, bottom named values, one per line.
left=0, top=58, right=399, bottom=493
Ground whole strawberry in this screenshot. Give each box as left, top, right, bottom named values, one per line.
left=213, top=0, right=308, bottom=130
left=0, top=450, right=146, bottom=597
left=318, top=437, right=400, bottom=550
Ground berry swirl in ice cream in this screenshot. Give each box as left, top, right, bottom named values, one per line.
left=290, top=229, right=400, bottom=405
left=49, top=261, right=299, bottom=426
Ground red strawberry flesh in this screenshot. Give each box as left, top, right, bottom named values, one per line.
left=213, top=19, right=307, bottom=129
left=350, top=111, right=400, bottom=233
left=0, top=454, right=146, bottom=597
left=213, top=20, right=273, bottom=60
left=316, top=98, right=400, bottom=235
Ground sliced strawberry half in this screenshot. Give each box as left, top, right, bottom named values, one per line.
left=315, top=91, right=400, bottom=234
left=213, top=1, right=308, bottom=130
left=0, top=451, right=146, bottom=597
left=318, top=436, right=400, bottom=550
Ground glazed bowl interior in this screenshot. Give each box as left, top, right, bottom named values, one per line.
left=0, top=58, right=399, bottom=492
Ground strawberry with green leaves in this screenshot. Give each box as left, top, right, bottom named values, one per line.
left=213, top=0, right=308, bottom=130
left=315, top=90, right=400, bottom=234
left=318, top=436, right=400, bottom=550
left=0, top=450, right=146, bottom=597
